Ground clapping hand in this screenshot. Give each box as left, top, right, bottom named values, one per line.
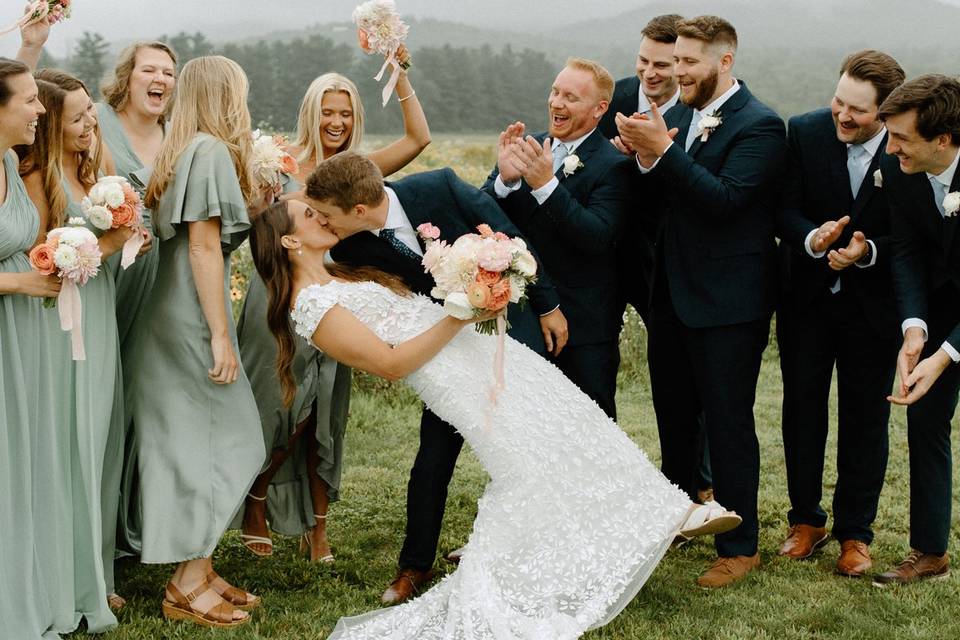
left=496, top=122, right=526, bottom=184
left=614, top=102, right=678, bottom=168
left=828, top=230, right=869, bottom=270
left=810, top=215, right=850, bottom=254
left=610, top=135, right=634, bottom=156
left=511, top=136, right=555, bottom=190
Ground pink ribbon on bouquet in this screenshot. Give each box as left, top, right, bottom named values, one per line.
left=120, top=227, right=146, bottom=269
left=375, top=51, right=402, bottom=106
left=483, top=314, right=508, bottom=432
left=0, top=1, right=48, bottom=36
left=58, top=279, right=86, bottom=361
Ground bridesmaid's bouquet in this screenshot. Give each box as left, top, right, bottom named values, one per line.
left=0, top=0, right=71, bottom=36
left=29, top=220, right=102, bottom=360
left=352, top=0, right=410, bottom=105
left=81, top=175, right=145, bottom=269
left=416, top=222, right=538, bottom=335
left=251, top=130, right=299, bottom=192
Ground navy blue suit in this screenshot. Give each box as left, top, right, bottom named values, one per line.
left=643, top=82, right=786, bottom=557
left=331, top=168, right=557, bottom=571
left=481, top=127, right=634, bottom=418
left=776, top=108, right=899, bottom=544
left=599, top=75, right=642, bottom=140
left=884, top=151, right=960, bottom=555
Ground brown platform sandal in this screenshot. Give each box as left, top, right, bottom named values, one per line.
left=206, top=571, right=261, bottom=611
left=161, top=581, right=250, bottom=628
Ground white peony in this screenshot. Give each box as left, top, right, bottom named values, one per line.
left=943, top=191, right=960, bottom=217
left=102, top=183, right=125, bottom=208
left=443, top=291, right=475, bottom=320
left=85, top=205, right=113, bottom=230
left=53, top=244, right=79, bottom=269
left=56, top=226, right=94, bottom=245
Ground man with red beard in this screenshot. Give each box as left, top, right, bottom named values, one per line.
left=482, top=58, right=634, bottom=420
left=775, top=51, right=904, bottom=577
left=615, top=15, right=786, bottom=587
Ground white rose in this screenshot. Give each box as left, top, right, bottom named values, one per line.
left=86, top=205, right=113, bottom=230
left=443, top=291, right=475, bottom=320
left=53, top=244, right=79, bottom=269
left=873, top=169, right=883, bottom=188
left=943, top=191, right=960, bottom=217
left=562, top=154, right=581, bottom=177
left=699, top=115, right=721, bottom=130
left=513, top=250, right=537, bottom=278
left=102, top=183, right=125, bottom=208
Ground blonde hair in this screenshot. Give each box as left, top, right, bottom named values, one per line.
left=565, top=57, right=615, bottom=103
left=292, top=73, right=365, bottom=165
left=100, top=41, right=178, bottom=124
left=145, top=56, right=254, bottom=209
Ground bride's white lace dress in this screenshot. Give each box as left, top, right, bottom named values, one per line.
left=292, top=281, right=691, bottom=640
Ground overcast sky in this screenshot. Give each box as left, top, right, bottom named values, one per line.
left=4, top=0, right=960, bottom=57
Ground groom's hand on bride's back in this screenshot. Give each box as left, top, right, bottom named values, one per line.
left=539, top=307, right=569, bottom=356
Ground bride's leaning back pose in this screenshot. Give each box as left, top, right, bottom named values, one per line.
left=249, top=176, right=743, bottom=640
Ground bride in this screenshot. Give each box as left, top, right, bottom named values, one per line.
left=249, top=197, right=741, bottom=639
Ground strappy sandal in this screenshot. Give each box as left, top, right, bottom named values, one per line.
left=241, top=493, right=273, bottom=557
left=161, top=581, right=249, bottom=628
left=677, top=501, right=743, bottom=541
left=206, top=571, right=261, bottom=611
left=300, top=513, right=335, bottom=563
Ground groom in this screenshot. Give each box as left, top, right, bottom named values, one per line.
left=303, top=151, right=565, bottom=604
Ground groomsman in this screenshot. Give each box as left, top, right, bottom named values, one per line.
left=616, top=16, right=787, bottom=587
left=482, top=58, right=633, bottom=419
left=873, top=75, right=960, bottom=585
left=775, top=50, right=904, bottom=577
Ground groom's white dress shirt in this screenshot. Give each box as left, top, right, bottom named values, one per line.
left=373, top=186, right=423, bottom=256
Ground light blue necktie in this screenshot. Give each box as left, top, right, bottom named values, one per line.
left=552, top=141, right=571, bottom=174
left=685, top=111, right=702, bottom=152
left=930, top=176, right=948, bottom=217
left=847, top=145, right=869, bottom=198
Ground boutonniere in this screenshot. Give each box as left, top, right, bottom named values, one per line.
left=873, top=169, right=883, bottom=188
left=944, top=191, right=960, bottom=217
left=696, top=110, right=722, bottom=143
left=562, top=153, right=584, bottom=177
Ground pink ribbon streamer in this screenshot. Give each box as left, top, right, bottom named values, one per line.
left=375, top=52, right=402, bottom=107
left=120, top=227, right=145, bottom=269
left=0, top=1, right=47, bottom=37
left=483, top=314, right=508, bottom=432
left=58, top=279, right=85, bottom=361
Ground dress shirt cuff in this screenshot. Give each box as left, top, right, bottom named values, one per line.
left=942, top=341, right=960, bottom=363
left=530, top=177, right=559, bottom=205
left=540, top=305, right=560, bottom=317
left=902, top=318, right=929, bottom=341
left=494, top=174, right=521, bottom=199
left=636, top=142, right=671, bottom=174
left=804, top=228, right=826, bottom=258
left=855, top=239, right=877, bottom=268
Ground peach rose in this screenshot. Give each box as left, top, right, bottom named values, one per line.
left=121, top=183, right=140, bottom=206
left=493, top=232, right=510, bottom=242
left=476, top=268, right=501, bottom=286
left=357, top=28, right=372, bottom=52
left=29, top=243, right=57, bottom=275
left=487, top=279, right=511, bottom=311
left=466, top=282, right=491, bottom=309
left=280, top=153, right=299, bottom=175
left=111, top=202, right=137, bottom=228
left=476, top=224, right=494, bottom=238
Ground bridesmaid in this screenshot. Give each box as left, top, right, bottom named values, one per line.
left=97, top=41, right=178, bottom=558
left=0, top=57, right=59, bottom=640
left=236, top=46, right=430, bottom=561
left=19, top=71, right=131, bottom=631
left=128, top=55, right=266, bottom=628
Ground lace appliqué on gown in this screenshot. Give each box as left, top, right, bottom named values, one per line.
left=292, top=281, right=691, bottom=640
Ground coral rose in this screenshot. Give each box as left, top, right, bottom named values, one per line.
left=357, top=28, right=372, bottom=52
left=487, top=279, right=511, bottom=311
left=121, top=183, right=140, bottom=206
left=416, top=222, right=441, bottom=240
left=111, top=202, right=137, bottom=228
left=280, top=153, right=299, bottom=175
left=476, top=223, right=494, bottom=238
left=466, top=282, right=492, bottom=309
left=29, top=243, right=57, bottom=275
left=475, top=268, right=501, bottom=286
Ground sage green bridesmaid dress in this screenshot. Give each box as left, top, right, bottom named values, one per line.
left=127, top=134, right=264, bottom=563
left=233, top=174, right=351, bottom=537
left=0, top=151, right=58, bottom=638
left=95, top=102, right=160, bottom=556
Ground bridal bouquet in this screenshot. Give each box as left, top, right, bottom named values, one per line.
left=0, top=0, right=71, bottom=36
left=29, top=220, right=101, bottom=360
left=251, top=130, right=298, bottom=192
left=416, top=222, right=538, bottom=335
left=352, top=0, right=410, bottom=105
left=81, top=175, right=145, bottom=269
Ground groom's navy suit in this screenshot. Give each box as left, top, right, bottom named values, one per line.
left=599, top=75, right=641, bottom=140
left=776, top=108, right=899, bottom=544
left=883, top=150, right=960, bottom=555
left=642, top=82, right=786, bottom=557
left=331, top=168, right=558, bottom=572
left=481, top=127, right=634, bottom=418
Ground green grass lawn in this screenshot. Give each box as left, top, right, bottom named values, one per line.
left=123, top=134, right=960, bottom=639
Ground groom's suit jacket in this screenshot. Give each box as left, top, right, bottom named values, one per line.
left=330, top=168, right=560, bottom=354
left=883, top=152, right=960, bottom=353
left=646, top=82, right=786, bottom=327
left=480, top=128, right=634, bottom=347
left=776, top=107, right=898, bottom=337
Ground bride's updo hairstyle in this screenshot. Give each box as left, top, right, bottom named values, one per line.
left=250, top=200, right=408, bottom=405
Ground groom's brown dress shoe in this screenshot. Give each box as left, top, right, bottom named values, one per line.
left=778, top=524, right=829, bottom=559
left=381, top=568, right=435, bottom=604
left=836, top=540, right=872, bottom=577
left=873, top=550, right=949, bottom=586
left=696, top=553, right=760, bottom=588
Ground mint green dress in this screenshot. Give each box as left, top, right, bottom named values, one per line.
left=127, top=134, right=265, bottom=563
left=95, top=102, right=160, bottom=556
left=0, top=151, right=59, bottom=639
left=233, top=174, right=351, bottom=536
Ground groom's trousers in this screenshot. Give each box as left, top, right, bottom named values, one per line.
left=648, top=282, right=769, bottom=558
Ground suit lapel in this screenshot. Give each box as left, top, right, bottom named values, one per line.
left=558, top=129, right=605, bottom=181
left=668, top=106, right=694, bottom=154
left=686, top=81, right=752, bottom=158
left=386, top=179, right=428, bottom=254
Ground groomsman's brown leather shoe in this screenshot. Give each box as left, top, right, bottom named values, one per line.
left=836, top=540, right=872, bottom=577
left=696, top=553, right=760, bottom=588
left=873, top=550, right=949, bottom=586
left=381, top=568, right=435, bottom=604
left=778, top=524, right=829, bottom=559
